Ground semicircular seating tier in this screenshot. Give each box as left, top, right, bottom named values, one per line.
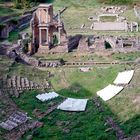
left=57, top=98, right=88, bottom=111
left=36, top=92, right=59, bottom=102
left=35, top=70, right=134, bottom=111
left=97, top=84, right=124, bottom=101
left=113, top=70, right=134, bottom=85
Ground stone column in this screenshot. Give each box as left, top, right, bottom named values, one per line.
left=46, top=28, right=49, bottom=44
left=39, top=29, right=42, bottom=46
left=46, top=8, right=48, bottom=23
left=124, top=21, right=128, bottom=32
left=58, top=10, right=61, bottom=45
left=58, top=27, right=61, bottom=44
left=32, top=25, right=35, bottom=44
left=136, top=24, right=139, bottom=32
left=58, top=10, right=61, bottom=24
left=131, top=23, right=133, bottom=32
left=90, top=23, right=94, bottom=29
left=39, top=9, right=41, bottom=25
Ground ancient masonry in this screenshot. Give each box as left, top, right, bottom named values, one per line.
left=4, top=120, right=43, bottom=140
left=77, top=35, right=140, bottom=53
left=30, top=4, right=68, bottom=54
left=0, top=111, right=29, bottom=131
left=0, top=76, right=51, bottom=97
left=85, top=6, right=139, bottom=32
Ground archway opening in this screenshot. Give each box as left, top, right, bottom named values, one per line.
left=104, top=41, right=112, bottom=49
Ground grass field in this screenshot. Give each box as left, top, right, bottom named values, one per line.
left=12, top=64, right=140, bottom=139
left=50, top=66, right=123, bottom=98
left=14, top=94, right=118, bottom=140
left=0, top=52, right=140, bottom=139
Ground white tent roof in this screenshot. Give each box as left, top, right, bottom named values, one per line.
left=97, top=84, right=124, bottom=101
left=114, top=70, right=134, bottom=85
left=79, top=67, right=90, bottom=72
left=57, top=98, right=88, bottom=111
left=36, top=92, right=59, bottom=102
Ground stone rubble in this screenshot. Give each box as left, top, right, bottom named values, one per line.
left=0, top=111, right=28, bottom=131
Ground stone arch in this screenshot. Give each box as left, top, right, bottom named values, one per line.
left=104, top=38, right=116, bottom=49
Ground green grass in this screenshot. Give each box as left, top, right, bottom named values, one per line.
left=35, top=51, right=140, bottom=63
left=0, top=56, right=140, bottom=139
left=12, top=89, right=140, bottom=140
left=0, top=56, right=13, bottom=76
left=13, top=91, right=117, bottom=140
left=7, top=62, right=50, bottom=84
left=53, top=0, right=100, bottom=8
left=50, top=65, right=123, bottom=98
left=8, top=31, right=19, bottom=42
left=0, top=5, right=23, bottom=17
left=0, top=6, right=14, bottom=16
left=113, top=52, right=140, bottom=61
left=108, top=65, right=140, bottom=122
left=100, top=16, right=117, bottom=22
left=12, top=90, right=64, bottom=118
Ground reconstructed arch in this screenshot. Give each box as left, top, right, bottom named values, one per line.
left=104, top=37, right=116, bottom=49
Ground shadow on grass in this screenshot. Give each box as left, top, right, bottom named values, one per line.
left=56, top=83, right=93, bottom=98
left=12, top=87, right=140, bottom=140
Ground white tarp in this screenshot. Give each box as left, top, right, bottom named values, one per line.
left=97, top=84, right=124, bottom=101
left=36, top=92, right=59, bottom=102
left=57, top=98, right=88, bottom=111
left=79, top=67, right=90, bottom=72
left=114, top=70, right=134, bottom=85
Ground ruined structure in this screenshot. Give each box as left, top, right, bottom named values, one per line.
left=86, top=6, right=139, bottom=32
left=30, top=4, right=68, bottom=54
left=77, top=35, right=140, bottom=53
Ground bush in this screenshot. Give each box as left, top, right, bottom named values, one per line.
left=0, top=24, right=6, bottom=30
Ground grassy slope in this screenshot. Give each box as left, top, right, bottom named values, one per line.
left=14, top=91, right=117, bottom=140
left=50, top=66, right=123, bottom=98
left=0, top=55, right=140, bottom=139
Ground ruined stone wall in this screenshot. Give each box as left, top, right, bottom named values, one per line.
left=0, top=14, right=32, bottom=39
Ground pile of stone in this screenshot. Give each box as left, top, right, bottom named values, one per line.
left=105, top=117, right=126, bottom=140
left=0, top=111, right=28, bottom=131
left=6, top=76, right=50, bottom=91
left=39, top=61, right=62, bottom=67
left=101, top=6, right=126, bottom=14
left=0, top=76, right=51, bottom=98
left=4, top=120, right=43, bottom=140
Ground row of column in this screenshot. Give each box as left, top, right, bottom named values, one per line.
left=39, top=27, right=61, bottom=46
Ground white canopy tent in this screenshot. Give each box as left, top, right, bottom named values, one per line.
left=114, top=70, right=134, bottom=85
left=57, top=98, right=88, bottom=111
left=97, top=84, right=124, bottom=101
left=36, top=92, right=59, bottom=102
left=79, top=67, right=90, bottom=72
